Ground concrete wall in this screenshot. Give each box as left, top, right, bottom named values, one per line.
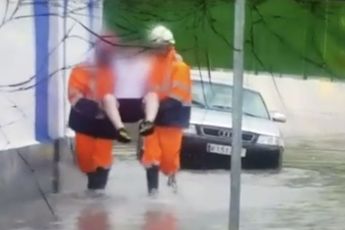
left=0, top=2, right=36, bottom=148
left=246, top=74, right=345, bottom=140
left=0, top=0, right=103, bottom=205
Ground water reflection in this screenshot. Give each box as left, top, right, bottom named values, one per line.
left=142, top=209, right=177, bottom=230
left=5, top=136, right=345, bottom=230
left=77, top=204, right=110, bottom=230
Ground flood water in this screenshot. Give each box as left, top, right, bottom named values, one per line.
left=2, top=136, right=345, bottom=230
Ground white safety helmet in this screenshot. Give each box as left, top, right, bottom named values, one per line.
left=148, top=25, right=175, bottom=46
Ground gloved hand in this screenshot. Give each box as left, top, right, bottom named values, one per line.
left=139, top=120, right=155, bottom=136
left=117, top=128, right=132, bottom=143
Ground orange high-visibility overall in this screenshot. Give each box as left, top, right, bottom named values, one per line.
left=142, top=50, right=192, bottom=175
left=68, top=65, right=115, bottom=173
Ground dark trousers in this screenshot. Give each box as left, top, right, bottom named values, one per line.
left=118, top=99, right=144, bottom=123
left=87, top=167, right=110, bottom=190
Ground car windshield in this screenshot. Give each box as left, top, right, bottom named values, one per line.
left=192, top=81, right=270, bottom=119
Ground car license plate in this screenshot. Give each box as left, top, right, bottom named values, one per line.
left=207, top=144, right=246, bottom=157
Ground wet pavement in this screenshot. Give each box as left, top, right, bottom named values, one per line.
left=2, top=136, right=345, bottom=230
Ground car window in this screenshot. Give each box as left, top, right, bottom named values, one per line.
left=191, top=82, right=207, bottom=108
left=242, top=90, right=270, bottom=119
left=192, top=81, right=270, bottom=119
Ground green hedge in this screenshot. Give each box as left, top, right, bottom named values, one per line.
left=104, top=0, right=345, bottom=79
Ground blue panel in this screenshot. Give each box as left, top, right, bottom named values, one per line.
left=34, top=0, right=50, bottom=141
left=64, top=0, right=68, bottom=15
left=88, top=0, right=94, bottom=41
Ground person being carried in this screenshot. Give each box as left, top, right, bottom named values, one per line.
left=111, top=34, right=159, bottom=137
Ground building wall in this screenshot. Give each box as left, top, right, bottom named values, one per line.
left=0, top=0, right=102, bottom=205
left=0, top=2, right=36, bottom=149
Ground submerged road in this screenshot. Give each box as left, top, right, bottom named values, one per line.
left=1, top=136, right=345, bottom=230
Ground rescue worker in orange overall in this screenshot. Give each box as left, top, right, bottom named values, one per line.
left=68, top=35, right=131, bottom=196
left=142, top=25, right=192, bottom=196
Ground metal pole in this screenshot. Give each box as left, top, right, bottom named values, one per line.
left=53, top=139, right=61, bottom=193
left=63, top=0, right=68, bottom=134
left=229, top=0, right=246, bottom=229
left=88, top=0, right=95, bottom=46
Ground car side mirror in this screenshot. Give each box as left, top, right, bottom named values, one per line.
left=271, top=112, right=287, bottom=123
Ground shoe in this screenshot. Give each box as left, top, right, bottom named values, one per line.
left=117, top=128, right=132, bottom=143
left=167, top=175, right=178, bottom=194
left=146, top=166, right=159, bottom=195
left=139, top=120, right=155, bottom=136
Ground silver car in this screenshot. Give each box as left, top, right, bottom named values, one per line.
left=181, top=76, right=286, bottom=170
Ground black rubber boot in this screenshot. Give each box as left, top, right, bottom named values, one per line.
left=146, top=165, right=159, bottom=196
left=86, top=167, right=110, bottom=198
left=167, top=174, right=178, bottom=194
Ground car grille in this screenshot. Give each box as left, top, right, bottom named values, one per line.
left=200, top=126, right=255, bottom=143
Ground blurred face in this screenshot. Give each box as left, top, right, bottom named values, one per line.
left=151, top=44, right=172, bottom=56
left=117, top=46, right=143, bottom=57
left=95, top=41, right=114, bottom=66
left=95, top=46, right=113, bottom=65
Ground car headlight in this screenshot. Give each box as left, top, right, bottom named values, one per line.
left=184, top=124, right=197, bottom=135
left=257, top=135, right=282, bottom=146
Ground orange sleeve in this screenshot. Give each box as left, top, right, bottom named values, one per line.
left=96, top=68, right=114, bottom=99
left=170, top=62, right=192, bottom=103
left=68, top=66, right=89, bottom=103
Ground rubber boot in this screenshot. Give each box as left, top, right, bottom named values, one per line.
left=146, top=165, right=159, bottom=196
left=85, top=167, right=110, bottom=198
left=167, top=174, right=178, bottom=194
